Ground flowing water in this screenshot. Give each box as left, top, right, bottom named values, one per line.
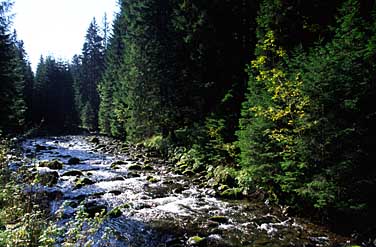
left=14, top=136, right=350, bottom=246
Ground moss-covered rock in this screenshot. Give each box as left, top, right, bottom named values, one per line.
left=219, top=188, right=244, bottom=200
left=218, top=185, right=230, bottom=191
left=110, top=164, right=121, bottom=170
left=39, top=159, right=63, bottom=170
left=177, top=164, right=189, bottom=172
left=75, top=177, right=95, bottom=189
left=187, top=236, right=206, bottom=246
left=146, top=176, right=159, bottom=183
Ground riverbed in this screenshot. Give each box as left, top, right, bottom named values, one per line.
left=15, top=135, right=350, bottom=246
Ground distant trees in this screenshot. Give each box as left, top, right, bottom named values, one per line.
left=32, top=56, right=76, bottom=129
left=72, top=18, right=105, bottom=131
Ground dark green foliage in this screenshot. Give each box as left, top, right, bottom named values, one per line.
left=72, top=18, right=105, bottom=131
left=15, top=40, right=34, bottom=124
left=32, top=56, right=77, bottom=129
left=98, top=6, right=128, bottom=137
left=295, top=0, right=376, bottom=213
left=0, top=1, right=27, bottom=133
left=237, top=0, right=376, bottom=225
left=98, top=0, right=258, bottom=142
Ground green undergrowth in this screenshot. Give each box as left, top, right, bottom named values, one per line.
left=140, top=118, right=245, bottom=196
left=0, top=137, right=112, bottom=246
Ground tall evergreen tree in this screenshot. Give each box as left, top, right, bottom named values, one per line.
left=98, top=8, right=127, bottom=137
left=14, top=38, right=34, bottom=124
left=0, top=0, right=26, bottom=133
left=73, top=18, right=105, bottom=130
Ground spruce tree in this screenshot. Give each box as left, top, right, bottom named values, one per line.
left=73, top=18, right=105, bottom=130
left=98, top=9, right=127, bottom=137
left=0, top=1, right=26, bottom=133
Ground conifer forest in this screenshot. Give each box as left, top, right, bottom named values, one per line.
left=1, top=0, right=376, bottom=246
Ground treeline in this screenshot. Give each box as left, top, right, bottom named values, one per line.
left=1, top=0, right=375, bottom=237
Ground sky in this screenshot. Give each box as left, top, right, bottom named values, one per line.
left=12, top=0, right=119, bottom=71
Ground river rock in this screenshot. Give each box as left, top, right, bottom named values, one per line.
left=46, top=189, right=63, bottom=200
left=127, top=172, right=141, bottom=178
left=182, top=170, right=195, bottom=176
left=35, top=144, right=47, bottom=152
left=173, top=187, right=184, bottom=194
left=84, top=201, right=107, bottom=218
left=39, top=159, right=63, bottom=170
left=89, top=136, right=100, bottom=144
left=111, top=176, right=126, bottom=181
left=68, top=157, right=80, bottom=165
left=38, top=171, right=59, bottom=186
left=62, top=170, right=84, bottom=177
left=142, top=164, right=154, bottom=171
left=209, top=216, right=229, bottom=224
left=111, top=160, right=126, bottom=166
left=128, top=164, right=142, bottom=170
left=109, top=190, right=122, bottom=195
left=75, top=177, right=95, bottom=189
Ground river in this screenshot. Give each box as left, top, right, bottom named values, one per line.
left=14, top=135, right=350, bottom=246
